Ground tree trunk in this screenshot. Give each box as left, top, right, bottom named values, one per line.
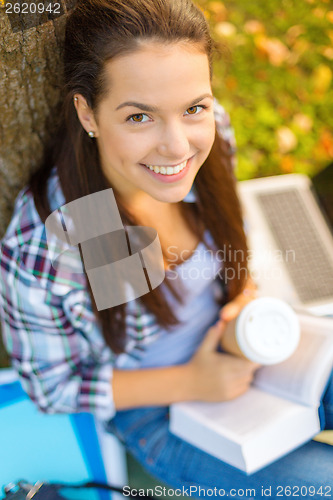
left=0, top=0, right=75, bottom=235
left=0, top=0, right=75, bottom=366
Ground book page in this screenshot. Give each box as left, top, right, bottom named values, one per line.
left=188, top=387, right=308, bottom=441
left=171, top=387, right=316, bottom=444
left=170, top=388, right=320, bottom=473
left=253, top=314, right=333, bottom=407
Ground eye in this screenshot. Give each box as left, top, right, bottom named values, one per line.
left=127, top=113, right=150, bottom=123
left=185, top=105, right=207, bottom=116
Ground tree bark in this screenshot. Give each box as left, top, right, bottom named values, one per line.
left=0, top=0, right=75, bottom=366
left=0, top=0, right=75, bottom=235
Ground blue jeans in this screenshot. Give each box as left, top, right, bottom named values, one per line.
left=106, top=371, right=333, bottom=499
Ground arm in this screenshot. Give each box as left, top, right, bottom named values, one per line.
left=0, top=240, right=115, bottom=421
left=0, top=237, right=259, bottom=416
left=112, top=320, right=260, bottom=411
left=112, top=364, right=191, bottom=409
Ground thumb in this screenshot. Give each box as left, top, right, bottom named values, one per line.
left=199, top=320, right=226, bottom=353
left=220, top=301, right=241, bottom=322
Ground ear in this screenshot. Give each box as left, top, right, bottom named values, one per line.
left=73, top=94, right=99, bottom=138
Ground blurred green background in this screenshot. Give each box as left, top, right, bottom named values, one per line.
left=199, top=0, right=333, bottom=180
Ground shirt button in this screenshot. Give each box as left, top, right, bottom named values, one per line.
left=146, top=457, right=154, bottom=465
left=139, top=438, right=146, bottom=447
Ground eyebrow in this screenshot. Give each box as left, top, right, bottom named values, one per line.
left=115, top=93, right=214, bottom=112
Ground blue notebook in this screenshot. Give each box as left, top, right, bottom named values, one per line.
left=0, top=370, right=112, bottom=500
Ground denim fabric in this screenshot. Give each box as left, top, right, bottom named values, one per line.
left=106, top=370, right=333, bottom=499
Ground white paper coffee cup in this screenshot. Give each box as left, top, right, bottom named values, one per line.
left=223, top=297, right=300, bottom=365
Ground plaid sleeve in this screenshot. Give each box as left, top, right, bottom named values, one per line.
left=0, top=234, right=116, bottom=421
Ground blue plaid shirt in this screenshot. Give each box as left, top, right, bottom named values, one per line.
left=0, top=100, right=236, bottom=421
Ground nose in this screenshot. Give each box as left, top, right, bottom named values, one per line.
left=156, top=119, right=190, bottom=160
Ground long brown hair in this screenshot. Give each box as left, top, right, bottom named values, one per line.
left=29, top=0, right=248, bottom=354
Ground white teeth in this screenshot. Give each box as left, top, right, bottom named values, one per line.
left=145, top=160, right=187, bottom=175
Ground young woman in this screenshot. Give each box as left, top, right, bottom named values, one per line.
left=0, top=0, right=332, bottom=497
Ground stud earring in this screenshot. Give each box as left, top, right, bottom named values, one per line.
left=88, top=131, right=95, bottom=138
left=74, top=97, right=78, bottom=102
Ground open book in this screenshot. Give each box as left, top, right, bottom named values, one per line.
left=170, top=313, right=333, bottom=474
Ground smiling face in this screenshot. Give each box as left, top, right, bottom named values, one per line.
left=75, top=41, right=216, bottom=210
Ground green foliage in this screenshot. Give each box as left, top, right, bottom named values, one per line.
left=199, top=0, right=333, bottom=180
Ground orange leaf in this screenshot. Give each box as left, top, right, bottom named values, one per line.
left=280, top=156, right=295, bottom=173
left=254, top=36, right=290, bottom=66
left=321, top=47, right=333, bottom=60
left=320, top=130, right=333, bottom=156
left=244, top=20, right=265, bottom=35
left=286, top=25, right=305, bottom=46
left=208, top=1, right=227, bottom=22
left=327, top=11, right=333, bottom=23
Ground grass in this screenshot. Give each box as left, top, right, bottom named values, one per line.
left=198, top=0, right=333, bottom=180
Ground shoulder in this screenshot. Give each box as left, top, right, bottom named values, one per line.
left=2, top=166, right=63, bottom=246
left=0, top=167, right=85, bottom=294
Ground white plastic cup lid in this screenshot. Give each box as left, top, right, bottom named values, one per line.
left=236, top=297, right=300, bottom=364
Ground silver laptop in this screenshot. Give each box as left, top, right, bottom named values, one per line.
left=237, top=174, right=333, bottom=316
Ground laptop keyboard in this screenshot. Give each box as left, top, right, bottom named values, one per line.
left=257, top=189, right=333, bottom=303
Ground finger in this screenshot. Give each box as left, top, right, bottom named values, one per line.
left=226, top=382, right=250, bottom=401
left=232, top=359, right=261, bottom=376
left=241, top=372, right=256, bottom=385
left=220, top=293, right=256, bottom=322
left=241, top=361, right=262, bottom=374
left=250, top=362, right=262, bottom=371
left=220, top=302, right=241, bottom=322
left=199, top=321, right=225, bottom=352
